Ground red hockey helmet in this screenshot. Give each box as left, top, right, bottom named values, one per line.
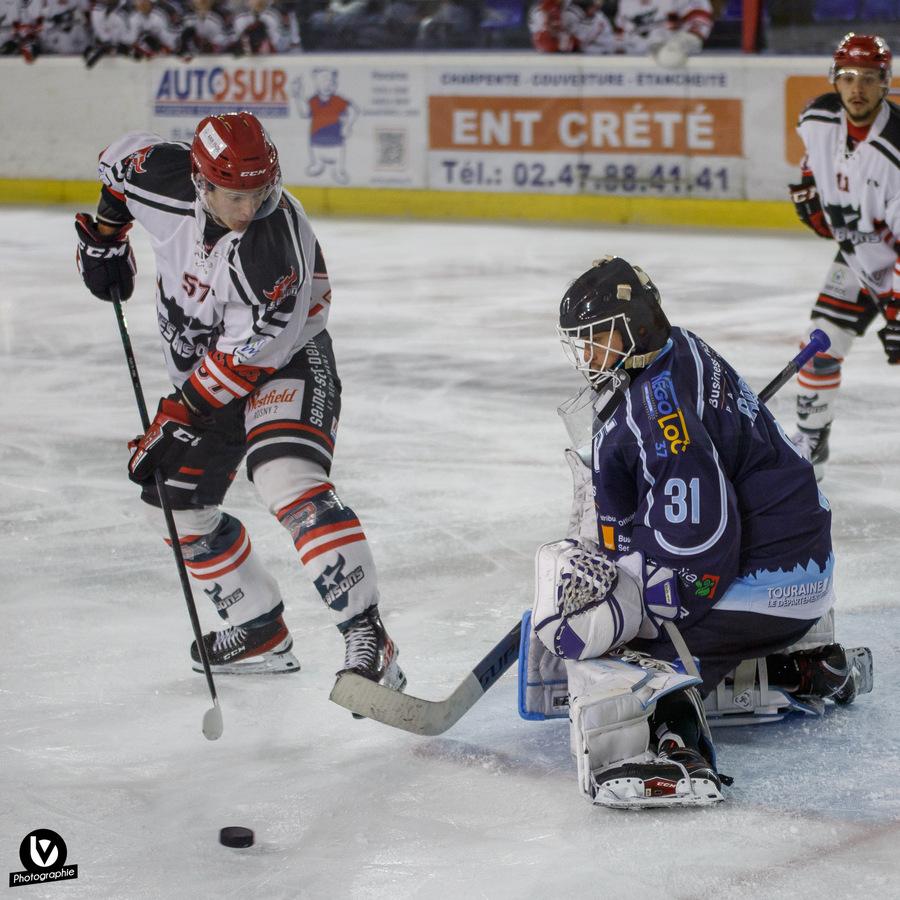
left=191, top=111, right=282, bottom=220
left=829, top=33, right=892, bottom=84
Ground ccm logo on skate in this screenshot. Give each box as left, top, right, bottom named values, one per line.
left=9, top=829, right=79, bottom=889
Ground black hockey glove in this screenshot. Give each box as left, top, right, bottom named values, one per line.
left=128, top=398, right=202, bottom=485
left=788, top=176, right=832, bottom=239
left=877, top=313, right=900, bottom=365
left=75, top=213, right=136, bottom=302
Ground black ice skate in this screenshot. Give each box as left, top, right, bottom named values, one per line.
left=190, top=615, right=300, bottom=675
left=591, top=739, right=725, bottom=810
left=793, top=423, right=831, bottom=481
left=337, top=606, right=407, bottom=712
left=768, top=643, right=873, bottom=705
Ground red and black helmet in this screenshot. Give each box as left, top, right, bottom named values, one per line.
left=191, top=111, right=283, bottom=219
left=829, top=33, right=892, bottom=84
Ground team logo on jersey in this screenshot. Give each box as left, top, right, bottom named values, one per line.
left=158, top=280, right=218, bottom=372
left=263, top=267, right=299, bottom=305
left=693, top=573, right=720, bottom=599
left=644, top=371, right=690, bottom=457
left=824, top=202, right=883, bottom=247
left=127, top=145, right=154, bottom=176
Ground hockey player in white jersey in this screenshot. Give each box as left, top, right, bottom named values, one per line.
left=790, top=34, right=900, bottom=479
left=615, top=0, right=713, bottom=67
left=74, top=112, right=406, bottom=695
left=178, top=0, right=230, bottom=56
left=128, top=0, right=178, bottom=57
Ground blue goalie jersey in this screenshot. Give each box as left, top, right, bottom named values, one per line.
left=593, top=327, right=834, bottom=624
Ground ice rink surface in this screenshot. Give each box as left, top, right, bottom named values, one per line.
left=2, top=209, right=899, bottom=899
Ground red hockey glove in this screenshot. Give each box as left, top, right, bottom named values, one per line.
left=788, top=177, right=832, bottom=239
left=75, top=213, right=136, bottom=302
left=128, top=399, right=202, bottom=485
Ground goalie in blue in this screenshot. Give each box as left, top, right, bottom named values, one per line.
left=523, top=256, right=872, bottom=809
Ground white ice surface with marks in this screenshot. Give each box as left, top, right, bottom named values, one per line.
left=2, top=210, right=898, bottom=899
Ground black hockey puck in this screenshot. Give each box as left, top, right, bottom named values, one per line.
left=219, top=826, right=254, bottom=848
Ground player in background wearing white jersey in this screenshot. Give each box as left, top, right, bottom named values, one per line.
left=614, top=0, right=713, bottom=67
left=790, top=34, right=900, bottom=479
left=74, top=112, right=407, bottom=695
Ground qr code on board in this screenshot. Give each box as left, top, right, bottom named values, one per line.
left=375, top=129, right=407, bottom=169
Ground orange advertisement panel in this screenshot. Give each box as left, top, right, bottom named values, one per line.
left=429, top=96, right=743, bottom=157
left=784, top=76, right=832, bottom=166
left=785, top=75, right=900, bottom=166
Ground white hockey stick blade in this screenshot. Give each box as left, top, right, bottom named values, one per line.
left=202, top=701, right=224, bottom=741
left=329, top=620, right=522, bottom=736
left=330, top=671, right=485, bottom=736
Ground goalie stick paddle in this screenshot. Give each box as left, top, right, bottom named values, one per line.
left=330, top=333, right=831, bottom=736
left=329, top=620, right=522, bottom=736
left=110, top=286, right=224, bottom=741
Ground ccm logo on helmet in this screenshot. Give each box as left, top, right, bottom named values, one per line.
left=240, top=169, right=267, bottom=177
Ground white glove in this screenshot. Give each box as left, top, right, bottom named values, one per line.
left=652, top=31, right=702, bottom=69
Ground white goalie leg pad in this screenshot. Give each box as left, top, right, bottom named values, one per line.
left=519, top=612, right=570, bottom=719
left=532, top=539, right=644, bottom=660
left=705, top=610, right=838, bottom=725
left=566, top=655, right=701, bottom=803
left=704, top=657, right=807, bottom=725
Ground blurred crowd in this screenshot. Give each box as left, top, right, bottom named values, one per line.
left=529, top=0, right=714, bottom=64
left=0, top=0, right=510, bottom=63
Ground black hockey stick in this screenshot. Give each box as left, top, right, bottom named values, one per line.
left=109, top=285, right=223, bottom=741
left=329, top=332, right=832, bottom=735
left=758, top=328, right=830, bottom=403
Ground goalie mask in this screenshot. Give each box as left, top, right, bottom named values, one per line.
left=558, top=256, right=671, bottom=390
left=191, top=111, right=283, bottom=227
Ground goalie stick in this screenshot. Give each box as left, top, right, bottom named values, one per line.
left=329, top=332, right=831, bottom=735
left=758, top=328, right=829, bottom=403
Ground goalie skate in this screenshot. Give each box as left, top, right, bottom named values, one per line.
left=591, top=745, right=725, bottom=810
left=190, top=615, right=301, bottom=675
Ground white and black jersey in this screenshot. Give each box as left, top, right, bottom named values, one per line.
left=96, top=132, right=331, bottom=418
left=128, top=5, right=178, bottom=52
left=39, top=0, right=91, bottom=54
left=179, top=8, right=230, bottom=54
left=88, top=0, right=130, bottom=46
left=231, top=7, right=291, bottom=54
left=798, top=93, right=900, bottom=303
left=615, top=0, right=712, bottom=54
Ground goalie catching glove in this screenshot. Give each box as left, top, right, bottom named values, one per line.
left=75, top=213, right=136, bottom=302
left=128, top=398, right=202, bottom=485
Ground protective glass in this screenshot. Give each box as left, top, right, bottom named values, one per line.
left=833, top=68, right=886, bottom=87
left=557, top=313, right=635, bottom=389
left=192, top=171, right=284, bottom=226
